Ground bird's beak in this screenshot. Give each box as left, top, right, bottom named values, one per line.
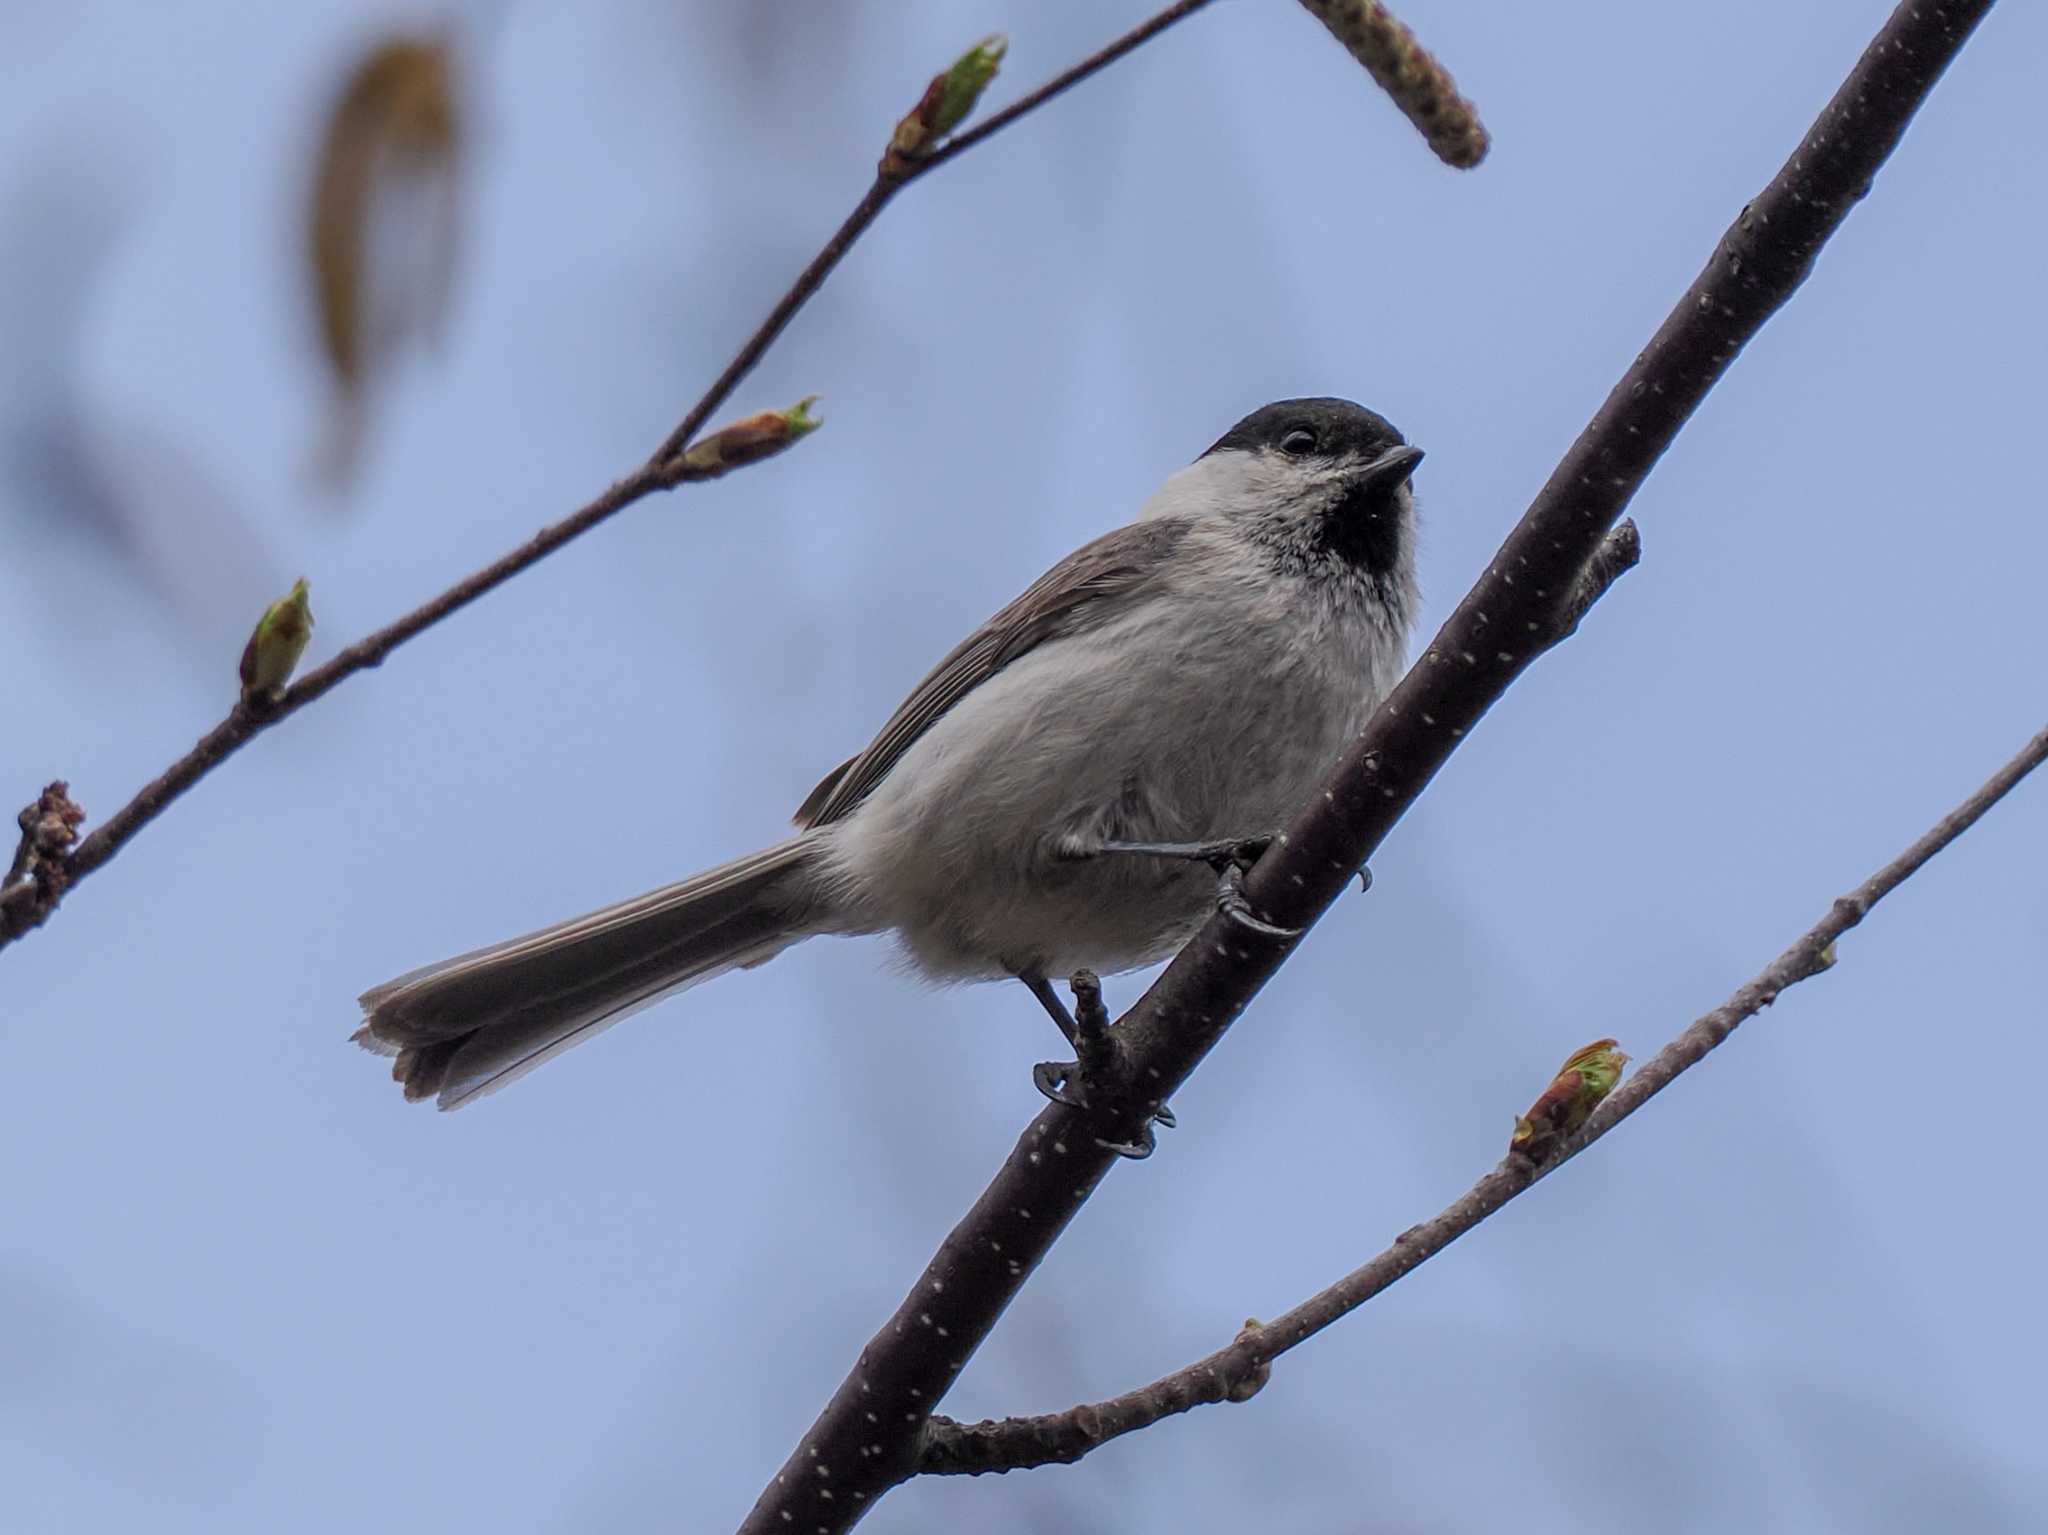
left=1356, top=443, right=1425, bottom=493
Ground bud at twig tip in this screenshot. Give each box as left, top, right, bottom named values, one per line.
left=936, top=35, right=1008, bottom=137
left=882, top=35, right=1009, bottom=178
left=239, top=577, right=316, bottom=701
left=1510, top=1038, right=1629, bottom=1162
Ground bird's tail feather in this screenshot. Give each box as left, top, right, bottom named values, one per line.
left=355, top=837, right=823, bottom=1108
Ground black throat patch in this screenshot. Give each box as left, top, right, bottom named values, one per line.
left=1310, top=477, right=1407, bottom=578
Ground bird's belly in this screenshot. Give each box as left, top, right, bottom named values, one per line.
left=822, top=597, right=1386, bottom=981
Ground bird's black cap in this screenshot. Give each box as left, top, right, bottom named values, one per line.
left=1202, top=397, right=1407, bottom=462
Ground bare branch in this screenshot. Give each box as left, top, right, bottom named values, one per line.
left=0, top=4, right=1217, bottom=958
left=736, top=3, right=1997, bottom=1529
left=921, top=720, right=2048, bottom=1474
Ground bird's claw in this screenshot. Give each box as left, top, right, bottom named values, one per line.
left=1032, top=1058, right=1089, bottom=1110
left=1032, top=1057, right=1176, bottom=1153
left=1215, top=864, right=1304, bottom=939
left=1032, top=1060, right=1154, bottom=1155
left=1093, top=1127, right=1158, bottom=1160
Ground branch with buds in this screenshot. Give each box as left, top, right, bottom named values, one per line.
left=0, top=4, right=1224, bottom=960
left=3, top=0, right=1495, bottom=956
left=918, top=719, right=2048, bottom=1476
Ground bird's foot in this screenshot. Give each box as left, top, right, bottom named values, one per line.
left=1025, top=970, right=1176, bottom=1159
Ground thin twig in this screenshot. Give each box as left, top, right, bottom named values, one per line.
left=736, top=3, right=1997, bottom=1529
left=919, top=0, right=1215, bottom=172
left=0, top=2, right=1217, bottom=956
left=643, top=186, right=896, bottom=471
left=920, top=720, right=2048, bottom=1473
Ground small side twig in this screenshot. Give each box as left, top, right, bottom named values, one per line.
left=920, top=719, right=2048, bottom=1475
left=1553, top=518, right=1642, bottom=640
left=1068, top=969, right=1116, bottom=1085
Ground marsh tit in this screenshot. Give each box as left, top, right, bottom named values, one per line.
left=356, top=397, right=1425, bottom=1109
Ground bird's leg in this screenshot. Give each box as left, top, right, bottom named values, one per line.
left=1092, top=833, right=1276, bottom=875
left=1093, top=832, right=1374, bottom=895
left=1023, top=970, right=1109, bottom=1109
left=1024, top=969, right=1174, bottom=1159
left=1019, top=971, right=1082, bottom=1051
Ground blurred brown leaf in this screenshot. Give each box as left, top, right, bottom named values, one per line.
left=306, top=34, right=462, bottom=489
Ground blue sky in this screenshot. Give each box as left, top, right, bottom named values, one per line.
left=2, top=3, right=2043, bottom=1531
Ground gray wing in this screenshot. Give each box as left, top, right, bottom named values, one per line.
left=795, top=517, right=1191, bottom=829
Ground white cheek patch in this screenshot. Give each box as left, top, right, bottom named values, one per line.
left=1137, top=449, right=1332, bottom=524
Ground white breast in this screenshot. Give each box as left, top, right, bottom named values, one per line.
left=816, top=531, right=1407, bottom=983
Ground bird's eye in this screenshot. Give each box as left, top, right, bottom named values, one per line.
left=1280, top=428, right=1318, bottom=456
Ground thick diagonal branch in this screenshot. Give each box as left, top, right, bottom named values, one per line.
left=736, top=3, right=1998, bottom=1529
left=921, top=719, right=2048, bottom=1474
